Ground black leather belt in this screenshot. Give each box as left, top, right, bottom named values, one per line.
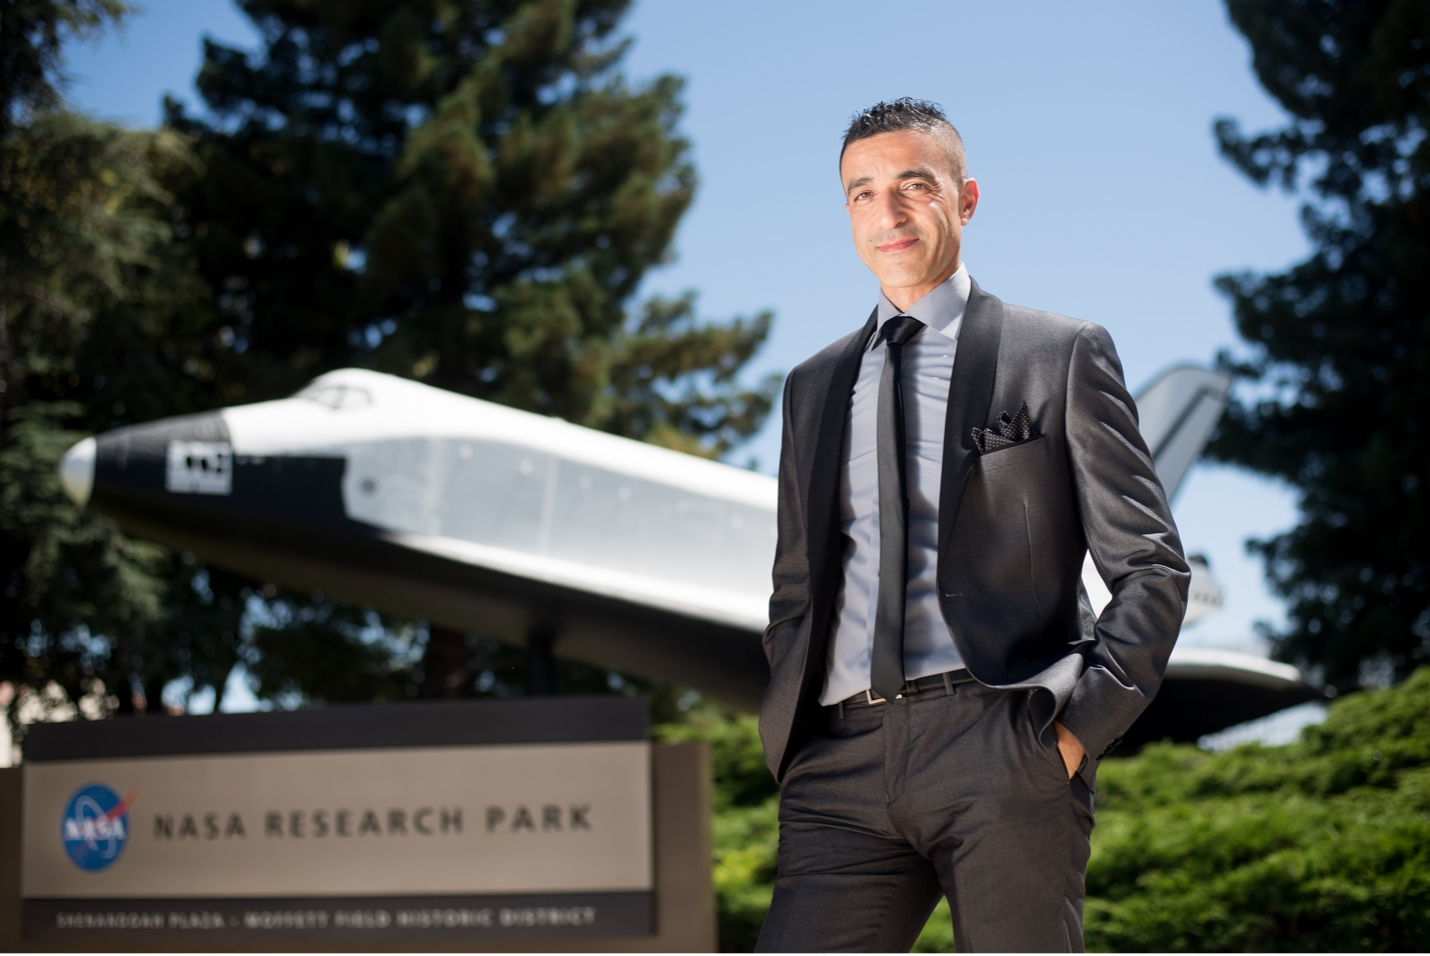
left=835, top=668, right=976, bottom=708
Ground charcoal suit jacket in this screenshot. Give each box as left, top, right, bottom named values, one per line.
left=760, top=278, right=1191, bottom=789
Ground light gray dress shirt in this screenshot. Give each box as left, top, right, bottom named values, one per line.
left=820, top=264, right=971, bottom=705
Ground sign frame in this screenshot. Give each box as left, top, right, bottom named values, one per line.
left=4, top=697, right=714, bottom=951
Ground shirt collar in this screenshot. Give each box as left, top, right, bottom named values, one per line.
left=872, top=262, right=970, bottom=348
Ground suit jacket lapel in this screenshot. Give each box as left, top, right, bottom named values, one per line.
left=938, top=279, right=1004, bottom=557
left=801, top=309, right=876, bottom=689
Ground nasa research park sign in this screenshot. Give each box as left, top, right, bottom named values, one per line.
left=12, top=696, right=712, bottom=949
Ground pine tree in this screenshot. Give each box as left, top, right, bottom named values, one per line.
left=1211, top=0, right=1430, bottom=690
left=167, top=0, right=773, bottom=449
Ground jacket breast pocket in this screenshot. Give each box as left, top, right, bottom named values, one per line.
left=974, top=434, right=1049, bottom=473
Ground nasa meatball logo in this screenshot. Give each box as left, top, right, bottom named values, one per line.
left=61, top=784, right=134, bottom=872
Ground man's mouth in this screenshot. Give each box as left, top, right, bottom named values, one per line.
left=877, top=236, right=918, bottom=253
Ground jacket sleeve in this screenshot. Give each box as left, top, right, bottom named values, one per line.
left=764, top=371, right=811, bottom=668
left=1056, top=323, right=1190, bottom=762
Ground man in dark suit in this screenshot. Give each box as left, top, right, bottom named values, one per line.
left=756, top=98, right=1190, bottom=952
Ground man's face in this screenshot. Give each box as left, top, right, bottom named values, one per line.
left=840, top=129, right=979, bottom=310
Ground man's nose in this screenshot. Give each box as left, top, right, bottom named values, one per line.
left=871, top=190, right=908, bottom=230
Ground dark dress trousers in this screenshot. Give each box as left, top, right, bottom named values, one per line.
left=757, top=279, right=1190, bottom=951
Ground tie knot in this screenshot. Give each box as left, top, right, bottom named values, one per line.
left=881, top=315, right=923, bottom=348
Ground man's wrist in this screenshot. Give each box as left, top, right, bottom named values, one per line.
left=1053, top=720, right=1087, bottom=779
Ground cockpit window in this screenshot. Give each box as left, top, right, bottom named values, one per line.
left=297, top=384, right=373, bottom=410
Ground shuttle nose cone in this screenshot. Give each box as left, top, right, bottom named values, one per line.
left=59, top=436, right=96, bottom=507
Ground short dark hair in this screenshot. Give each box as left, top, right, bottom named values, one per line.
left=840, top=98, right=967, bottom=184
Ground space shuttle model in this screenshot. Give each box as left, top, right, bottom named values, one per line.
left=59, top=364, right=1321, bottom=745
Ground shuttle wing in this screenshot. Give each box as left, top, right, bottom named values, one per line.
left=1134, top=364, right=1232, bottom=503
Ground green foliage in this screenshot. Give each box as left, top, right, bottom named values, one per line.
left=678, top=671, right=1430, bottom=951
left=1209, top=0, right=1430, bottom=689
left=1086, top=667, right=1430, bottom=951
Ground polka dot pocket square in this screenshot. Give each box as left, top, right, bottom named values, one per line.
left=971, top=402, right=1038, bottom=454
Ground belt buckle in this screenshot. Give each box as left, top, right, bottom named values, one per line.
left=863, top=689, right=888, bottom=705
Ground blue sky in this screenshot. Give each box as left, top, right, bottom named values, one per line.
left=61, top=1, right=1308, bottom=677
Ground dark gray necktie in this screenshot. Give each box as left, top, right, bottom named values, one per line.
left=871, top=314, right=924, bottom=702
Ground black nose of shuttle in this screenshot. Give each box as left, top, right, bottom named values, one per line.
left=82, top=412, right=234, bottom=518
left=58, top=411, right=255, bottom=550
left=60, top=408, right=355, bottom=551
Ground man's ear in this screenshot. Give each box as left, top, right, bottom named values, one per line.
left=960, top=178, right=980, bottom=225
